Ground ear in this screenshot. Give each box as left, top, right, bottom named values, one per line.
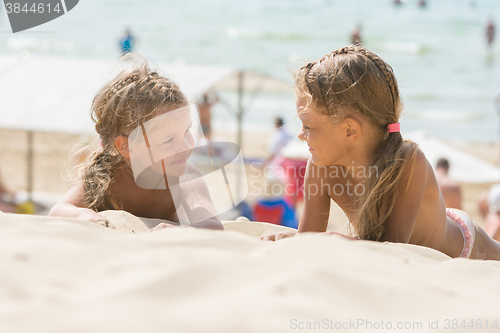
left=115, top=135, right=130, bottom=159
left=343, top=117, right=362, bottom=142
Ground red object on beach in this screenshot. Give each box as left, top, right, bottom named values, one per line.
left=276, top=156, right=308, bottom=207
left=254, top=203, right=284, bottom=225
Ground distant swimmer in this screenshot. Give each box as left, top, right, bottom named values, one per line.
left=119, top=28, right=135, bottom=55
left=394, top=0, right=402, bottom=5
left=418, top=0, right=426, bottom=7
left=350, top=24, right=362, bottom=46
left=486, top=19, right=495, bottom=48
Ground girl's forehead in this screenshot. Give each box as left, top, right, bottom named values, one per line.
left=144, top=105, right=192, bottom=133
left=154, top=103, right=190, bottom=117
left=295, top=94, right=307, bottom=107
left=295, top=94, right=322, bottom=116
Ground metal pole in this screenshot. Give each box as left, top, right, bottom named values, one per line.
left=237, top=71, right=244, bottom=150
left=236, top=71, right=244, bottom=208
left=496, top=93, right=500, bottom=164
left=27, top=130, right=34, bottom=202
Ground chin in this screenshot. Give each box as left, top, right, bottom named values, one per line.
left=166, top=163, right=187, bottom=177
left=310, top=155, right=325, bottom=167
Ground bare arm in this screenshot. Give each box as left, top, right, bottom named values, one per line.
left=49, top=179, right=107, bottom=222
left=176, top=165, right=223, bottom=230
left=262, top=158, right=331, bottom=240
left=298, top=158, right=331, bottom=233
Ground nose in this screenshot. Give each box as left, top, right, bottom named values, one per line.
left=298, top=128, right=306, bottom=141
left=178, top=132, right=194, bottom=154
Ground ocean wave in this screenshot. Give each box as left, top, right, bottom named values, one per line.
left=379, top=41, right=429, bottom=54
left=226, top=27, right=306, bottom=41
left=408, top=109, right=486, bottom=122
left=6, top=37, right=73, bottom=52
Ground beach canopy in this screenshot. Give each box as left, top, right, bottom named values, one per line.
left=0, top=55, right=291, bottom=200
left=0, top=55, right=291, bottom=135
left=405, top=132, right=500, bottom=184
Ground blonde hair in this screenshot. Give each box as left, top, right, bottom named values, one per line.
left=295, top=45, right=418, bottom=241
left=81, top=55, right=187, bottom=211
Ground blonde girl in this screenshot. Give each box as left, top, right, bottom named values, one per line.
left=50, top=58, right=223, bottom=231
left=265, top=45, right=500, bottom=260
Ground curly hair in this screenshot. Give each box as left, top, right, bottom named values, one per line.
left=79, top=55, right=187, bottom=211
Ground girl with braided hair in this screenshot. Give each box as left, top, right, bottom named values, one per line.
left=264, top=46, right=500, bottom=260
left=49, top=58, right=223, bottom=231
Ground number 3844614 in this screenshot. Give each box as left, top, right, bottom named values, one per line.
left=444, top=319, right=498, bottom=330
left=5, top=2, right=62, bottom=14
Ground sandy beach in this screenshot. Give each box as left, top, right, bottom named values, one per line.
left=1, top=212, right=500, bottom=333
left=1, top=128, right=500, bottom=332
left=2, top=0, right=500, bottom=331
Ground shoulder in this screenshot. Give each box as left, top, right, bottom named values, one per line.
left=403, top=141, right=428, bottom=172
left=398, top=142, right=430, bottom=190
left=59, top=178, right=87, bottom=207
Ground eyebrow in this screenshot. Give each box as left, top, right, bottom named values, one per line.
left=159, top=121, right=192, bottom=139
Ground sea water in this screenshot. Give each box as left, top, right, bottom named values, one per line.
left=1, top=0, right=500, bottom=142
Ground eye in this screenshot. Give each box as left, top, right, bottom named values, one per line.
left=302, top=125, right=311, bottom=130
left=163, top=138, right=173, bottom=144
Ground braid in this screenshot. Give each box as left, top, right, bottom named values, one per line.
left=356, top=48, right=399, bottom=111
left=83, top=149, right=120, bottom=211
left=295, top=46, right=416, bottom=241
left=302, top=46, right=399, bottom=118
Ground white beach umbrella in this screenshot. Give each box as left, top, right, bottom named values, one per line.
left=405, top=131, right=500, bottom=184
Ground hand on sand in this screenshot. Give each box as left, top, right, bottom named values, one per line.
left=320, top=231, right=358, bottom=240
left=259, top=230, right=297, bottom=241
left=150, top=222, right=176, bottom=232
left=77, top=210, right=114, bottom=229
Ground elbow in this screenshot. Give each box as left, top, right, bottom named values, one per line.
left=192, top=219, right=224, bottom=230
left=213, top=223, right=224, bottom=231
left=206, top=220, right=224, bottom=230
left=48, top=204, right=61, bottom=217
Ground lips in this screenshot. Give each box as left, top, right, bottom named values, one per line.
left=171, top=157, right=188, bottom=165
left=171, top=153, right=190, bottom=165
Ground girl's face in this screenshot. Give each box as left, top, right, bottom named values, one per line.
left=147, top=105, right=195, bottom=177
left=296, top=95, right=349, bottom=167
left=129, top=104, right=195, bottom=182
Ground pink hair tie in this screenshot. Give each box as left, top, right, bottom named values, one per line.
left=387, top=122, right=400, bottom=133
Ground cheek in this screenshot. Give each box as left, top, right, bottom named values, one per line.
left=186, top=132, right=195, bottom=148
left=154, top=147, right=175, bottom=167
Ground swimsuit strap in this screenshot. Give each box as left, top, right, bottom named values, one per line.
left=446, top=208, right=475, bottom=258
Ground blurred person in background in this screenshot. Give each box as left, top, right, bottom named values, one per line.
left=119, top=28, right=135, bottom=55
left=350, top=24, right=362, bottom=46
left=435, top=158, right=462, bottom=209
left=478, top=184, right=500, bottom=242
left=267, top=117, right=293, bottom=163
left=486, top=18, right=495, bottom=48
left=197, top=92, right=218, bottom=142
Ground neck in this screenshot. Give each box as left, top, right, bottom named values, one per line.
left=343, top=154, right=374, bottom=184
left=343, top=137, right=380, bottom=184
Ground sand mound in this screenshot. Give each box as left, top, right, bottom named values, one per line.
left=1, top=212, right=499, bottom=333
